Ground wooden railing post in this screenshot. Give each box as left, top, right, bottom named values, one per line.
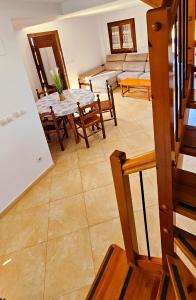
left=110, top=150, right=138, bottom=265
left=147, top=7, right=175, bottom=270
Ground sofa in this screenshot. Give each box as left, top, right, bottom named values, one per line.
left=78, top=53, right=150, bottom=93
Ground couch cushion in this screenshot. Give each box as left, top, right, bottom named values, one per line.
left=105, top=61, right=123, bottom=71
left=90, top=70, right=120, bottom=93
left=145, top=62, right=150, bottom=72
left=139, top=72, right=150, bottom=80
left=106, top=53, right=126, bottom=62
left=117, top=71, right=143, bottom=82
left=79, top=65, right=105, bottom=83
left=123, top=61, right=146, bottom=72
left=125, top=53, right=148, bottom=62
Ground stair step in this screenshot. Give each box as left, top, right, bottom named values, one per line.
left=122, top=266, right=161, bottom=300
left=188, top=102, right=196, bottom=109
left=174, top=169, right=196, bottom=221
left=86, top=245, right=129, bottom=300
left=181, top=125, right=196, bottom=157
left=174, top=228, right=196, bottom=268
left=167, top=255, right=196, bottom=300
left=156, top=272, right=176, bottom=300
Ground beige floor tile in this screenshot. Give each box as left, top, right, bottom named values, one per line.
left=134, top=205, right=162, bottom=258
left=80, top=161, right=113, bottom=192
left=125, top=131, right=154, bottom=155
left=44, top=228, right=94, bottom=299
left=48, top=194, right=88, bottom=240
left=57, top=285, right=90, bottom=300
left=50, top=168, right=83, bottom=201
left=11, top=175, right=51, bottom=213
left=89, top=217, right=124, bottom=272
left=0, top=243, right=46, bottom=300
left=77, top=144, right=105, bottom=168
left=52, top=152, right=79, bottom=175
left=0, top=204, right=49, bottom=256
left=129, top=171, right=158, bottom=212
left=84, top=184, right=118, bottom=226
left=100, top=138, right=132, bottom=159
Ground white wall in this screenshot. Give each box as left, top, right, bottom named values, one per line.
left=16, top=2, right=149, bottom=100
left=16, top=16, right=104, bottom=99
left=0, top=4, right=57, bottom=212
left=97, top=3, right=149, bottom=58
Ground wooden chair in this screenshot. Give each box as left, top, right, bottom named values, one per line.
left=74, top=98, right=106, bottom=148
left=36, top=87, right=56, bottom=99
left=39, top=106, right=68, bottom=151
left=97, top=83, right=117, bottom=126
left=90, top=80, right=117, bottom=126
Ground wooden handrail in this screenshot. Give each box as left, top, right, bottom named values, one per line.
left=122, top=151, right=156, bottom=175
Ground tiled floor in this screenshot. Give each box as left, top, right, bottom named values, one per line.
left=0, top=90, right=162, bottom=299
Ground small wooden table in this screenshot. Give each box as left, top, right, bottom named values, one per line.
left=120, top=78, right=151, bottom=101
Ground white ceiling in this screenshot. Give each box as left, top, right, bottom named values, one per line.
left=6, top=0, right=64, bottom=2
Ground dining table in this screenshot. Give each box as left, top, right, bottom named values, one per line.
left=36, top=88, right=95, bottom=143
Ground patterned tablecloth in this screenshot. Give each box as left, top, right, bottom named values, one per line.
left=36, top=89, right=95, bottom=117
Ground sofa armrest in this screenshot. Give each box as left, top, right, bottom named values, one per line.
left=79, top=65, right=105, bottom=83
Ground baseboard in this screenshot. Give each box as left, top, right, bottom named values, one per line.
left=0, top=164, right=54, bottom=218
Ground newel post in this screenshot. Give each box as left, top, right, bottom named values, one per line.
left=110, top=150, right=138, bottom=265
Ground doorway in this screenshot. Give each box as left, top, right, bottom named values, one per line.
left=28, top=30, right=69, bottom=90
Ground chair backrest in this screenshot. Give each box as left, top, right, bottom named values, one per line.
left=77, top=97, right=102, bottom=124
left=36, top=87, right=55, bottom=99
left=39, top=106, right=59, bottom=130
left=106, top=81, right=115, bottom=107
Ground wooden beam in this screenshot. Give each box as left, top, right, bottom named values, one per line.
left=147, top=7, right=175, bottom=270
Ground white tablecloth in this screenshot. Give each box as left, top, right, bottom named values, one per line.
left=36, top=89, right=95, bottom=117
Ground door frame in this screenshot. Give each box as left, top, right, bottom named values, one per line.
left=28, top=30, right=69, bottom=90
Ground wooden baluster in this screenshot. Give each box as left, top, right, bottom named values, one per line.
left=110, top=150, right=138, bottom=265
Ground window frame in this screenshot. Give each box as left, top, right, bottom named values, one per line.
left=107, top=18, right=137, bottom=54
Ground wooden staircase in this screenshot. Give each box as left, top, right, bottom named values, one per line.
left=87, top=245, right=195, bottom=299
left=86, top=151, right=196, bottom=299
left=86, top=0, right=195, bottom=299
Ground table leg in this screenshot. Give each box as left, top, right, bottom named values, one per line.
left=67, top=114, right=80, bottom=144
left=121, top=85, right=124, bottom=97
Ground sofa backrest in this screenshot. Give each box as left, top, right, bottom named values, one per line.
left=123, top=61, right=145, bottom=72
left=125, top=53, right=148, bottom=62
left=106, top=53, right=126, bottom=62
left=105, top=52, right=149, bottom=72
left=105, top=61, right=124, bottom=71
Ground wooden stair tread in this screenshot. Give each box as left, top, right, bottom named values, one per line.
left=123, top=266, right=161, bottom=300
left=156, top=272, right=176, bottom=300
left=175, top=184, right=196, bottom=208
left=174, top=227, right=196, bottom=268
left=86, top=244, right=129, bottom=300
left=181, top=125, right=196, bottom=157
left=167, top=255, right=196, bottom=300
left=174, top=169, right=196, bottom=220
left=175, top=204, right=196, bottom=221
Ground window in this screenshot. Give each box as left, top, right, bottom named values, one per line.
left=107, top=18, right=137, bottom=54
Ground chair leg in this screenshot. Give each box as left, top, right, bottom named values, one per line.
left=82, top=127, right=90, bottom=148
left=56, top=128, right=64, bottom=151
left=110, top=109, right=113, bottom=118
left=63, top=117, right=68, bottom=138
left=92, top=125, right=95, bottom=131
left=113, top=108, right=117, bottom=126
left=100, top=121, right=106, bottom=139
left=46, top=133, right=51, bottom=141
